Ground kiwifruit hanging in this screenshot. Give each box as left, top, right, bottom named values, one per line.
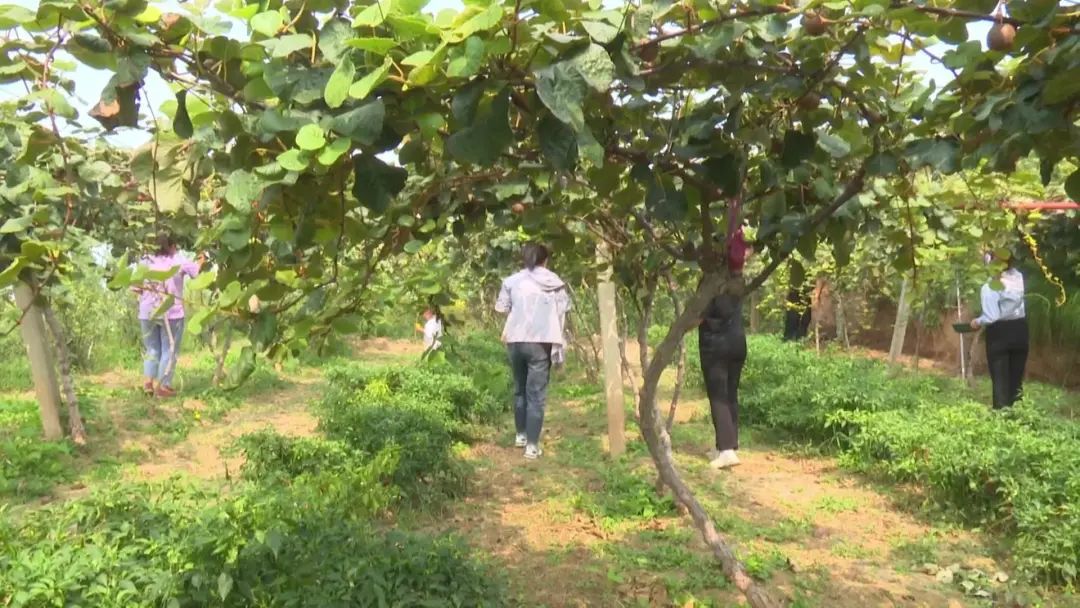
left=637, top=42, right=659, bottom=63
left=797, top=93, right=821, bottom=110
left=987, top=22, right=1016, bottom=52
left=801, top=12, right=828, bottom=36
left=511, top=202, right=525, bottom=214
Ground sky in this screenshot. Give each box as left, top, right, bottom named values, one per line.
left=4, top=0, right=987, bottom=149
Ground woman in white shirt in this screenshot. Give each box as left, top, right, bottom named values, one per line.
left=495, top=243, right=571, bottom=460
left=969, top=252, right=1028, bottom=409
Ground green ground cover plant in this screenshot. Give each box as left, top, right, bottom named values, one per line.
left=737, top=335, right=1080, bottom=584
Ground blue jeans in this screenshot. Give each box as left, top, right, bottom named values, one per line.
left=141, top=318, right=185, bottom=387
left=508, top=342, right=552, bottom=445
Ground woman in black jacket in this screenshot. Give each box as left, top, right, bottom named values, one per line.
left=698, top=228, right=748, bottom=469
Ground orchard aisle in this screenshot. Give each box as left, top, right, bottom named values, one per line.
left=415, top=383, right=998, bottom=608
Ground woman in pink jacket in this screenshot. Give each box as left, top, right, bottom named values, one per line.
left=134, top=233, right=202, bottom=398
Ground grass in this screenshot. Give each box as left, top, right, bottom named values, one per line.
left=5, top=332, right=1080, bottom=607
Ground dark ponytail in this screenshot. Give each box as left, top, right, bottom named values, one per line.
left=522, top=242, right=549, bottom=270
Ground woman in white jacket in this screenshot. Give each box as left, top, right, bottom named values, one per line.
left=495, top=243, right=571, bottom=460
left=969, top=252, right=1028, bottom=409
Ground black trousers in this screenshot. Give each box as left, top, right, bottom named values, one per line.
left=985, top=318, right=1029, bottom=409
left=700, top=353, right=745, bottom=452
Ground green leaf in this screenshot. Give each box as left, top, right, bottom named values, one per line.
left=571, top=43, right=615, bottom=92
left=817, top=133, right=851, bottom=158
left=904, top=137, right=960, bottom=174
left=225, top=170, right=263, bottom=213
left=700, top=154, right=740, bottom=196
left=318, top=137, right=352, bottom=165
left=0, top=4, right=35, bottom=28
left=173, top=90, right=193, bottom=138
left=353, top=3, right=386, bottom=27
left=349, top=58, right=392, bottom=100
left=537, top=113, right=578, bottom=170
left=318, top=19, right=354, bottom=63
left=324, top=54, right=355, bottom=109
left=402, top=50, right=435, bottom=67
left=1042, top=67, right=1080, bottom=105
left=250, top=10, right=283, bottom=37
left=781, top=130, right=816, bottom=168
left=582, top=20, right=620, bottom=44
left=268, top=34, right=313, bottom=58
left=187, top=269, right=216, bottom=291
left=447, top=36, right=485, bottom=78
left=295, top=124, right=326, bottom=150
left=866, top=152, right=898, bottom=176
left=352, top=154, right=407, bottom=214
left=535, top=62, right=587, bottom=129
left=0, top=215, right=33, bottom=233
left=0, top=258, right=25, bottom=288
left=451, top=79, right=486, bottom=125
left=576, top=127, right=604, bottom=167
left=1065, top=168, right=1080, bottom=202
left=78, top=160, right=113, bottom=182
left=346, top=38, right=398, bottom=55
left=403, top=239, right=424, bottom=253
left=277, top=149, right=309, bottom=172
left=449, top=3, right=502, bottom=41
left=645, top=177, right=688, bottom=222
left=217, top=573, right=233, bottom=601
left=330, top=99, right=385, bottom=144
left=446, top=90, right=513, bottom=166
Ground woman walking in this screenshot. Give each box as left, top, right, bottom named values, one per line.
left=495, top=243, right=570, bottom=460
left=699, top=228, right=749, bottom=469
left=970, top=252, right=1028, bottom=409
left=135, top=232, right=202, bottom=398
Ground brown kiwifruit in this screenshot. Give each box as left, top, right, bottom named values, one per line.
left=637, top=43, right=659, bottom=63
left=797, top=93, right=821, bottom=110
left=801, top=12, right=828, bottom=36
left=987, top=22, right=1016, bottom=52
left=511, top=202, right=525, bottom=214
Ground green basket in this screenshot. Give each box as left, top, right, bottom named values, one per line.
left=952, top=322, right=976, bottom=334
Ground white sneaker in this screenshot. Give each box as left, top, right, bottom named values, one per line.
left=524, top=444, right=543, bottom=460
left=709, top=449, right=740, bottom=469
left=514, top=433, right=527, bottom=448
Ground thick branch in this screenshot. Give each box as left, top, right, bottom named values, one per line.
left=639, top=272, right=783, bottom=608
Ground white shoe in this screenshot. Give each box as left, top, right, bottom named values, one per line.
left=524, top=444, right=543, bottom=460
left=514, top=433, right=527, bottom=448
left=709, top=449, right=740, bottom=469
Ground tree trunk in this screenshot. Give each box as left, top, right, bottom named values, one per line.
left=212, top=323, right=233, bottom=387
left=597, top=243, right=626, bottom=457
left=749, top=291, right=761, bottom=334
left=889, top=277, right=912, bottom=365
left=641, top=273, right=782, bottom=608
left=657, top=282, right=688, bottom=497
left=41, top=304, right=87, bottom=445
left=913, top=320, right=922, bottom=374
left=835, top=289, right=850, bottom=350
left=638, top=276, right=657, bottom=375
left=618, top=300, right=641, bottom=400
left=664, top=278, right=687, bottom=432
left=13, top=280, right=64, bottom=441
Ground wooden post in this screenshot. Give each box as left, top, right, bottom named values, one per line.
left=13, top=280, right=63, bottom=441
left=597, top=243, right=626, bottom=457
left=889, top=277, right=912, bottom=365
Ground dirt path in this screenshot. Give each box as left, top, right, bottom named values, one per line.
left=413, top=386, right=1011, bottom=608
